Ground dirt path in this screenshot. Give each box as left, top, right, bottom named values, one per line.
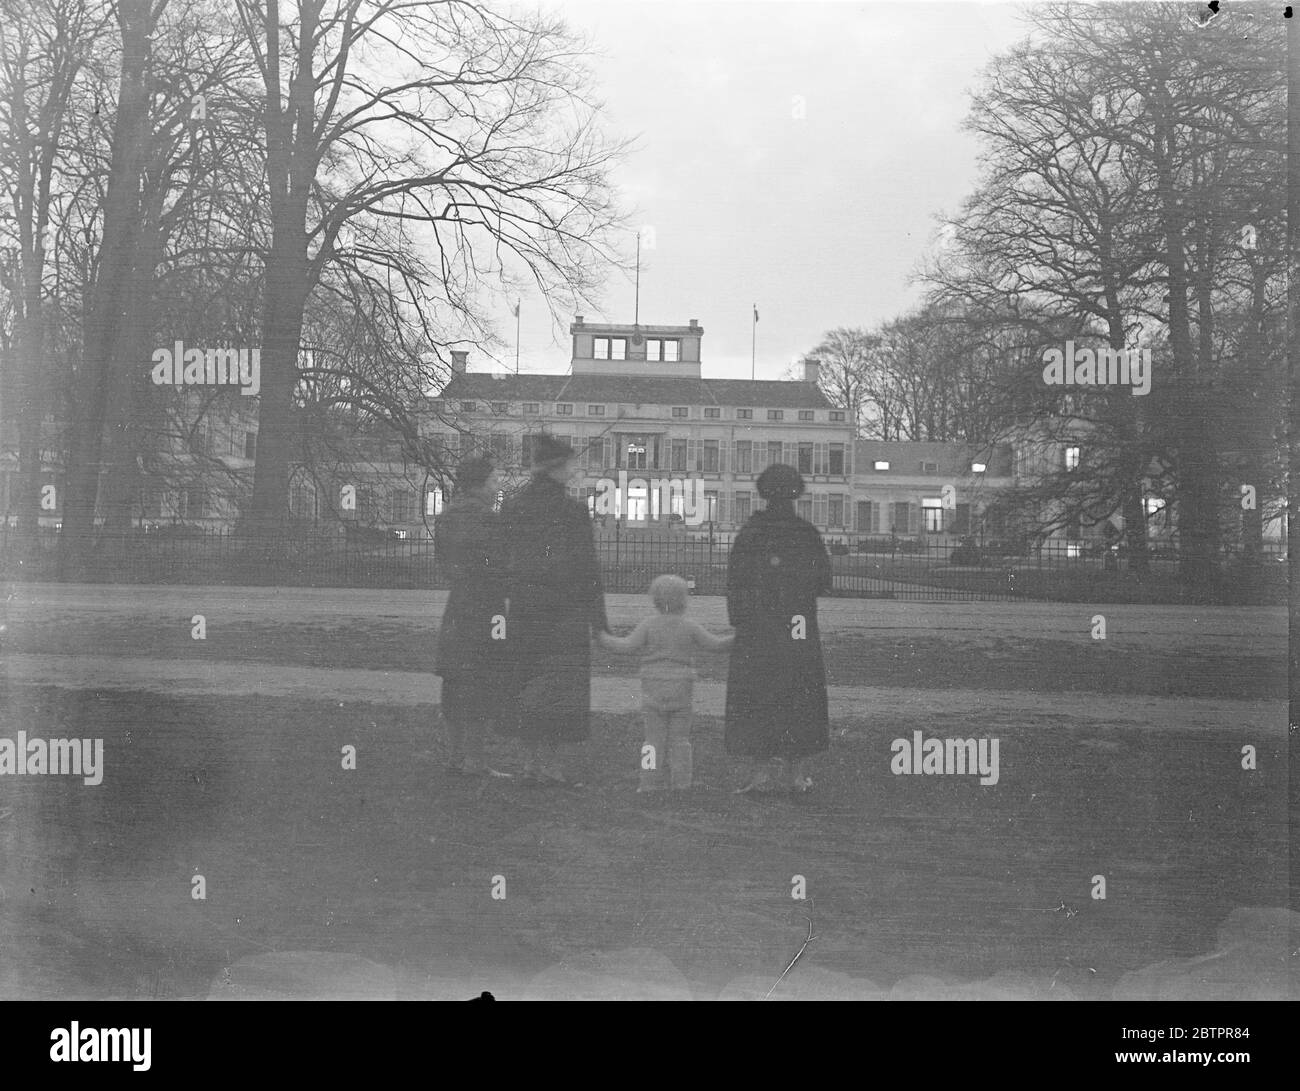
left=2, top=652, right=1284, bottom=735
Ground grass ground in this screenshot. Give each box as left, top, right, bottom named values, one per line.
left=0, top=587, right=1289, bottom=999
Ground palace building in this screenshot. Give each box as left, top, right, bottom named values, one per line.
left=428, top=316, right=857, bottom=533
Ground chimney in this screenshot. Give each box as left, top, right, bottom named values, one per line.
left=574, top=315, right=585, bottom=326
left=450, top=350, right=468, bottom=375
left=803, top=357, right=820, bottom=384
left=688, top=318, right=699, bottom=330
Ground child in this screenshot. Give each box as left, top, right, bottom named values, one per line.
left=598, top=575, right=734, bottom=792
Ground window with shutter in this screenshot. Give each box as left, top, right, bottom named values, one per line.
left=892, top=501, right=909, bottom=534
left=719, top=440, right=728, bottom=473
left=687, top=438, right=699, bottom=471
left=909, top=502, right=920, bottom=534
left=813, top=494, right=828, bottom=526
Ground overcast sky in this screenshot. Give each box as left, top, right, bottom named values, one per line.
left=487, top=1, right=1032, bottom=380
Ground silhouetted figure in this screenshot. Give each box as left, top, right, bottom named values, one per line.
left=725, top=464, right=832, bottom=794
left=434, top=456, right=507, bottom=776
left=497, top=434, right=609, bottom=785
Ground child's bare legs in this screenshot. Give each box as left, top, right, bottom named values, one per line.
left=667, top=710, right=693, bottom=790
left=640, top=709, right=669, bottom=792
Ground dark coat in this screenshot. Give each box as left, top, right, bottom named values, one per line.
left=434, top=493, right=507, bottom=677
left=497, top=475, right=609, bottom=741
left=723, top=506, right=833, bottom=760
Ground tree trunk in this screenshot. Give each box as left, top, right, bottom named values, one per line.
left=247, top=240, right=309, bottom=533
left=1152, top=100, right=1218, bottom=590
left=60, top=0, right=154, bottom=569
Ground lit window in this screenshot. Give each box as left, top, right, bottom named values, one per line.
left=874, top=460, right=890, bottom=471
left=1065, top=446, right=1080, bottom=470
left=971, top=462, right=986, bottom=473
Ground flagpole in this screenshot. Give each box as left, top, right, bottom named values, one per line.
left=515, top=299, right=520, bottom=375
left=751, top=303, right=756, bottom=381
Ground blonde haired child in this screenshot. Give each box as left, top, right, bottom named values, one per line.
left=598, top=575, right=734, bottom=791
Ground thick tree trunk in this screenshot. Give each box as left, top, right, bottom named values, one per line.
left=60, top=0, right=154, bottom=569
left=1152, top=108, right=1218, bottom=590
left=247, top=240, right=309, bottom=533
left=99, top=220, right=164, bottom=534
left=12, top=305, right=44, bottom=561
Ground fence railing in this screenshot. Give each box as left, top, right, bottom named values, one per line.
left=1, top=524, right=1286, bottom=602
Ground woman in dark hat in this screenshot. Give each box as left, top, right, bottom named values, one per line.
left=434, top=455, right=508, bottom=776
left=724, top=463, right=833, bottom=794
left=497, top=433, right=609, bottom=785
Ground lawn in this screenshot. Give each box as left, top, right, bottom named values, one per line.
left=0, top=681, right=1287, bottom=999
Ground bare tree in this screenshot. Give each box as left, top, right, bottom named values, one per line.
left=0, top=0, right=106, bottom=550
left=233, top=0, right=628, bottom=532
left=924, top=1, right=1285, bottom=585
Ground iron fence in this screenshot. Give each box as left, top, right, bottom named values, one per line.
left=0, top=523, right=1286, bottom=603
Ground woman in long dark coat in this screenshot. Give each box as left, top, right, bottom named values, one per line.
left=434, top=455, right=508, bottom=776
left=497, top=433, right=609, bottom=785
left=724, top=463, right=833, bottom=794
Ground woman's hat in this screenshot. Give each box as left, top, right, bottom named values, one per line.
left=532, top=432, right=575, bottom=468
left=756, top=463, right=805, bottom=500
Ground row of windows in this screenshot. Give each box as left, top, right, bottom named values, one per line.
left=457, top=401, right=846, bottom=422
left=590, top=337, right=681, bottom=361
left=868, top=459, right=988, bottom=473
left=443, top=432, right=852, bottom=475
